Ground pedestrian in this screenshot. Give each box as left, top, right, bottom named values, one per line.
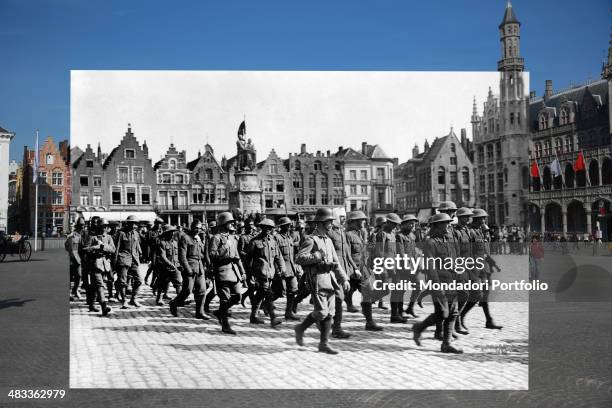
left=81, top=217, right=114, bottom=316
left=66, top=217, right=85, bottom=301
left=156, top=224, right=182, bottom=306
left=114, top=215, right=143, bottom=309
left=274, top=217, right=301, bottom=321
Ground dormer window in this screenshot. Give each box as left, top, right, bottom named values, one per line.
left=538, top=113, right=548, bottom=130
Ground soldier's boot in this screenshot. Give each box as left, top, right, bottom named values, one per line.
left=292, top=291, right=308, bottom=314
left=412, top=313, right=437, bottom=346
left=318, top=317, right=339, bottom=355
left=345, top=290, right=359, bottom=313
left=417, top=290, right=430, bottom=309
left=377, top=299, right=388, bottom=310
left=86, top=289, right=99, bottom=312
left=460, top=301, right=477, bottom=331
left=129, top=288, right=141, bottom=308
left=390, top=302, right=407, bottom=323
left=267, top=302, right=283, bottom=328
left=284, top=294, right=300, bottom=320
left=329, top=298, right=351, bottom=339
left=120, top=287, right=128, bottom=309
left=221, top=314, right=236, bottom=335
left=454, top=315, right=469, bottom=335
left=405, top=301, right=418, bottom=318
left=204, top=290, right=215, bottom=314
left=441, top=318, right=463, bottom=354
left=434, top=321, right=443, bottom=340
left=397, top=301, right=409, bottom=323
left=482, top=302, right=503, bottom=330
left=101, top=301, right=111, bottom=316
left=240, top=287, right=251, bottom=308
left=362, top=302, right=383, bottom=331
left=194, top=295, right=210, bottom=320
left=155, top=288, right=164, bottom=306
left=249, top=296, right=265, bottom=325
left=294, top=313, right=316, bottom=346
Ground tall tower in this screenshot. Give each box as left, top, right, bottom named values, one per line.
left=497, top=1, right=529, bottom=227
left=603, top=29, right=612, bottom=132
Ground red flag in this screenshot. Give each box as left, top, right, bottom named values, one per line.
left=573, top=151, right=586, bottom=171
left=530, top=160, right=540, bottom=178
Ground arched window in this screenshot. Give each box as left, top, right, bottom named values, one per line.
left=437, top=167, right=446, bottom=184
left=589, top=160, right=600, bottom=186
left=602, top=158, right=612, bottom=185
left=294, top=160, right=301, bottom=170
left=539, top=113, right=548, bottom=130
left=543, top=166, right=552, bottom=190
left=560, top=108, right=569, bottom=125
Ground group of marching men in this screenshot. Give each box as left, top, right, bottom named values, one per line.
left=66, top=200, right=502, bottom=355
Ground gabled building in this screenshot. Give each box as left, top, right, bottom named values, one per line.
left=186, top=144, right=230, bottom=222
left=256, top=149, right=290, bottom=211
left=154, top=143, right=191, bottom=226
left=71, top=143, right=107, bottom=223
left=361, top=142, right=396, bottom=219
left=335, top=146, right=371, bottom=214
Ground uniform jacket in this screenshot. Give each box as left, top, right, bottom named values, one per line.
left=296, top=232, right=345, bottom=292
left=469, top=224, right=493, bottom=275
left=275, top=231, right=302, bottom=278
left=246, top=233, right=286, bottom=280
left=423, top=230, right=456, bottom=286
left=345, top=227, right=369, bottom=275
left=209, top=232, right=244, bottom=282
left=65, top=231, right=82, bottom=265
left=178, top=231, right=206, bottom=276
left=82, top=233, right=116, bottom=272
left=114, top=229, right=142, bottom=267
left=158, top=238, right=179, bottom=272
left=453, top=224, right=475, bottom=258
left=327, top=227, right=355, bottom=278
left=147, top=228, right=163, bottom=266
left=371, top=230, right=397, bottom=275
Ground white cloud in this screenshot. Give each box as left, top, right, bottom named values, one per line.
left=71, top=71, right=525, bottom=163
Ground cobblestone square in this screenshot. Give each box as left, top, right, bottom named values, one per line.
left=70, top=255, right=529, bottom=389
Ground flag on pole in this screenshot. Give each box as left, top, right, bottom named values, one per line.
left=550, top=157, right=562, bottom=178
left=33, top=133, right=39, bottom=182
left=573, top=151, right=585, bottom=172
left=530, top=160, right=541, bottom=179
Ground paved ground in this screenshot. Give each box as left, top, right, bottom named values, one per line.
left=70, top=255, right=529, bottom=389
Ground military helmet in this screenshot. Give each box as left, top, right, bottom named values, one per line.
left=385, top=213, right=402, bottom=224
left=429, top=212, right=453, bottom=224
left=75, top=217, right=86, bottom=226
left=471, top=208, right=488, bottom=218
left=191, top=220, right=203, bottom=230
left=374, top=216, right=387, bottom=227
left=456, top=207, right=474, bottom=218
left=305, top=214, right=316, bottom=224
left=314, top=208, right=334, bottom=222
left=438, top=201, right=458, bottom=212
left=217, top=212, right=235, bottom=226
left=347, top=210, right=367, bottom=221
left=259, top=218, right=276, bottom=229
left=125, top=215, right=138, bottom=223
left=401, top=214, right=418, bottom=223
left=278, top=217, right=292, bottom=226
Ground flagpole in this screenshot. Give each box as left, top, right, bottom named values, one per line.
left=34, top=130, right=39, bottom=252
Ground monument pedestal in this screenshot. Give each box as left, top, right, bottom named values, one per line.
left=229, top=171, right=262, bottom=215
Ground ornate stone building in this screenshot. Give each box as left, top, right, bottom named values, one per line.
left=335, top=146, right=371, bottom=215
left=186, top=144, right=230, bottom=222
left=256, top=149, right=290, bottom=212
left=394, top=129, right=475, bottom=221
left=362, top=143, right=396, bottom=220
left=154, top=143, right=191, bottom=226
left=71, top=143, right=107, bottom=223
left=471, top=2, right=530, bottom=228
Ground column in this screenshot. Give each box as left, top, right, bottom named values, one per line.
left=540, top=206, right=545, bottom=233
left=586, top=209, right=592, bottom=235
left=562, top=209, right=567, bottom=237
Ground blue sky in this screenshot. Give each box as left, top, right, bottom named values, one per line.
left=1, top=0, right=610, bottom=161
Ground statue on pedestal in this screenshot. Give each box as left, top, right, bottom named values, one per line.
left=236, top=121, right=256, bottom=171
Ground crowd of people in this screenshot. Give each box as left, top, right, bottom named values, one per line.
left=66, top=200, right=507, bottom=355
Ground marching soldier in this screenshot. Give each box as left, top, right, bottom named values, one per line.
left=461, top=209, right=503, bottom=330
left=294, top=208, right=349, bottom=354
left=379, top=213, right=406, bottom=323
left=275, top=217, right=301, bottom=320
left=238, top=218, right=258, bottom=307
left=397, top=214, right=420, bottom=318
left=114, top=215, right=143, bottom=309
left=345, top=210, right=382, bottom=331
left=209, top=212, right=246, bottom=334
left=156, top=225, right=181, bottom=306
left=170, top=220, right=209, bottom=320
left=453, top=207, right=477, bottom=335
left=327, top=219, right=357, bottom=339
left=66, top=217, right=85, bottom=301
left=370, top=216, right=390, bottom=310
left=246, top=218, right=286, bottom=326
left=81, top=217, right=115, bottom=316
left=291, top=214, right=317, bottom=313
left=144, top=217, right=164, bottom=287
left=411, top=213, right=462, bottom=354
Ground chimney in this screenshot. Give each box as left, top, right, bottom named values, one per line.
left=412, top=144, right=419, bottom=158
left=424, top=139, right=430, bottom=152
left=97, top=142, right=102, bottom=159
left=326, top=150, right=330, bottom=157
left=338, top=146, right=343, bottom=153
left=316, top=150, right=321, bottom=156
left=362, top=142, right=367, bottom=155
left=460, top=128, right=467, bottom=145
left=544, top=80, right=553, bottom=98
left=142, top=140, right=149, bottom=158
left=300, top=143, right=306, bottom=154
left=529, top=90, right=536, bottom=99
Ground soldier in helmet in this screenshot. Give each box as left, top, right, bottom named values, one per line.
left=155, top=225, right=181, bottom=306
left=379, top=213, right=408, bottom=324
left=345, top=210, right=382, bottom=331
left=114, top=215, right=143, bottom=308
left=397, top=214, right=420, bottom=319
left=238, top=218, right=258, bottom=307
left=461, top=209, right=503, bottom=330
left=144, top=217, right=165, bottom=287
left=274, top=216, right=301, bottom=321
left=209, top=212, right=246, bottom=334
left=291, top=214, right=317, bottom=313
left=245, top=218, right=286, bottom=326
left=294, top=208, right=350, bottom=354
left=453, top=207, right=476, bottom=335
left=170, top=220, right=209, bottom=320
left=81, top=217, right=114, bottom=316
left=203, top=219, right=218, bottom=314
left=369, top=215, right=390, bottom=310
left=66, top=217, right=86, bottom=301
left=412, top=212, right=462, bottom=354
